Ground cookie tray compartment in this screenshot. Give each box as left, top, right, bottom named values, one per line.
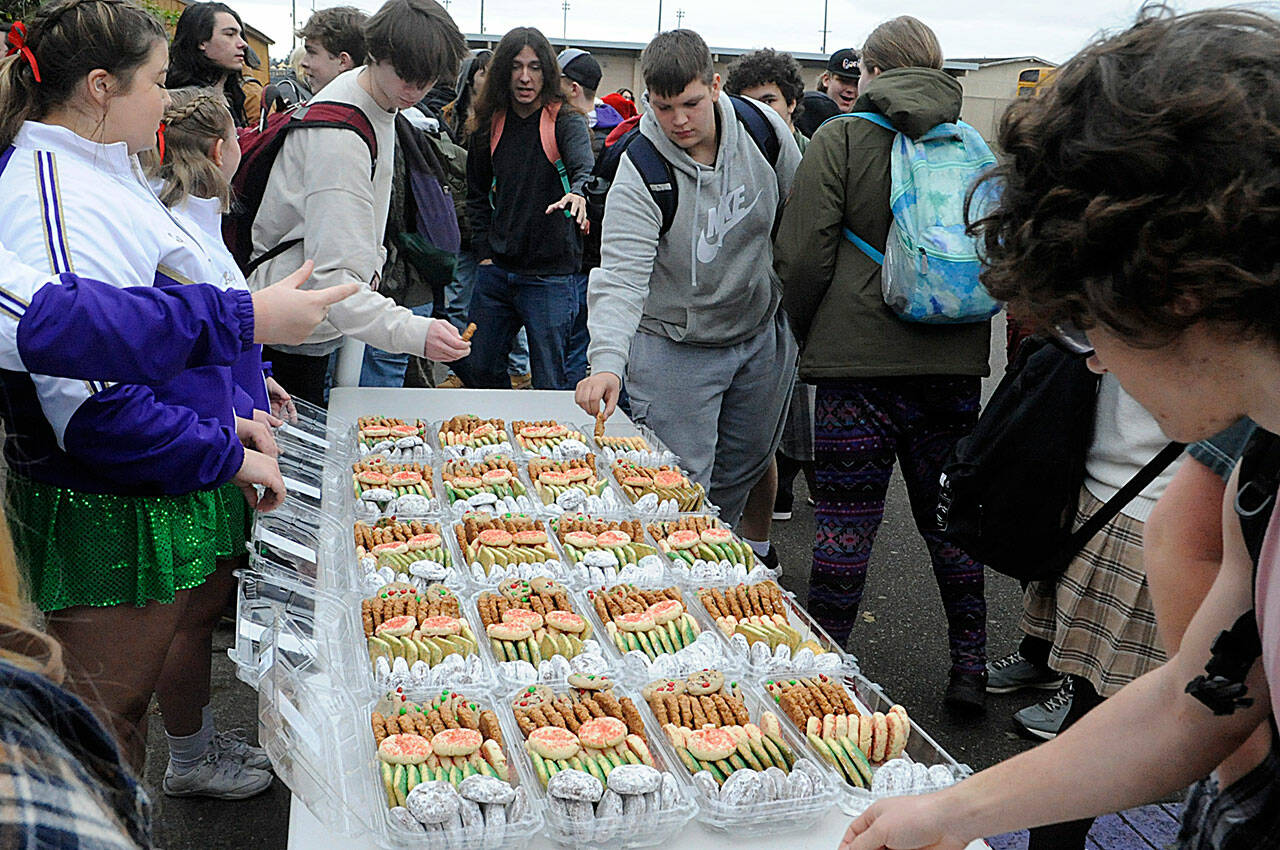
left=250, top=500, right=354, bottom=594
left=437, top=457, right=546, bottom=520
left=471, top=584, right=618, bottom=693
left=762, top=671, right=972, bottom=815
left=644, top=516, right=773, bottom=586
left=449, top=515, right=578, bottom=592
left=498, top=683, right=697, bottom=848
left=352, top=517, right=470, bottom=595
left=605, top=461, right=721, bottom=519
left=546, top=513, right=674, bottom=589
left=634, top=678, right=840, bottom=835
left=507, top=419, right=595, bottom=460
left=692, top=580, right=856, bottom=677
left=430, top=417, right=519, bottom=464
left=259, top=616, right=545, bottom=850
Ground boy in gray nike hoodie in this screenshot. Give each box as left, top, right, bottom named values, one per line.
left=575, top=29, right=801, bottom=528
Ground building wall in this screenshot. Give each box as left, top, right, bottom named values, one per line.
left=955, top=61, right=1049, bottom=146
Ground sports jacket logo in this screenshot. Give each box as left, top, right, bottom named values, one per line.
left=696, top=185, right=761, bottom=263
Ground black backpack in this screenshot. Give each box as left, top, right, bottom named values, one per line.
left=582, top=95, right=781, bottom=243
left=936, top=336, right=1184, bottom=581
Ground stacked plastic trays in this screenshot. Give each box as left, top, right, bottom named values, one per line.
left=238, top=395, right=975, bottom=849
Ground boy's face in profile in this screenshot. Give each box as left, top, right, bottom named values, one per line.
left=300, top=39, right=349, bottom=92
left=649, top=76, right=721, bottom=152
left=365, top=59, right=433, bottom=112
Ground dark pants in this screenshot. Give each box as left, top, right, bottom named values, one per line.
left=566, top=272, right=589, bottom=386
left=1027, top=676, right=1105, bottom=849
left=262, top=347, right=330, bottom=408
left=458, top=262, right=580, bottom=390
left=807, top=376, right=987, bottom=673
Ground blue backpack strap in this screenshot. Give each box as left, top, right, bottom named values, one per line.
left=842, top=228, right=884, bottom=264
left=623, top=134, right=678, bottom=236
left=728, top=95, right=780, bottom=168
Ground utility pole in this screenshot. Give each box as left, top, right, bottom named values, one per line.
left=562, top=0, right=570, bottom=37
left=656, top=0, right=662, bottom=33
left=821, top=0, right=829, bottom=53
left=675, top=8, right=684, bottom=27
left=291, top=0, right=297, bottom=50
left=480, top=0, right=485, bottom=34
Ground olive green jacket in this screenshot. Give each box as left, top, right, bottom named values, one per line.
left=775, top=67, right=991, bottom=382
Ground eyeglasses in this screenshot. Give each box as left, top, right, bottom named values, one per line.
left=1048, top=320, right=1094, bottom=356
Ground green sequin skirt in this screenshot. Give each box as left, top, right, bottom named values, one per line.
left=6, top=475, right=221, bottom=611
left=211, top=481, right=251, bottom=560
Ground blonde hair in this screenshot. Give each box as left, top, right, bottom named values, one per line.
left=141, top=87, right=235, bottom=210
left=862, top=16, right=944, bottom=73
left=0, top=517, right=64, bottom=683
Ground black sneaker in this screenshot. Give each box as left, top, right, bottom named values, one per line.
left=985, top=650, right=1065, bottom=694
left=759, top=544, right=780, bottom=572
left=772, top=493, right=794, bottom=522
left=944, top=670, right=987, bottom=713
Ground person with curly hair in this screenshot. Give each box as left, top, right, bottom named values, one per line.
left=841, top=8, right=1280, bottom=849
left=725, top=48, right=807, bottom=150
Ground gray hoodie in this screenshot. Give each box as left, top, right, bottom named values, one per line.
left=586, top=94, right=801, bottom=379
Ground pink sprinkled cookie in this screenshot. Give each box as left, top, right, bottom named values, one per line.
left=576, top=716, right=627, bottom=750
left=527, top=726, right=580, bottom=760
left=431, top=727, right=483, bottom=757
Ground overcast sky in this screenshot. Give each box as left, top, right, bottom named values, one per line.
left=235, top=0, right=1270, bottom=66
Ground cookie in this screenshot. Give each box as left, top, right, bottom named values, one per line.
left=431, top=727, right=483, bottom=757
left=567, top=672, right=612, bottom=691
left=685, top=669, right=725, bottom=696
left=405, top=781, right=460, bottom=825
left=720, top=768, right=763, bottom=805
left=530, top=576, right=564, bottom=596
left=596, top=787, right=624, bottom=818
left=607, top=763, right=662, bottom=795
left=577, top=716, right=627, bottom=749
left=528, top=726, right=581, bottom=760
left=547, top=768, right=604, bottom=803
left=512, top=685, right=554, bottom=710
left=686, top=727, right=737, bottom=762
left=388, top=806, right=426, bottom=833
left=459, top=774, right=516, bottom=805
left=487, top=621, right=533, bottom=642
left=545, top=610, right=588, bottom=634
left=378, top=733, right=432, bottom=765
left=502, top=608, right=544, bottom=631
left=641, top=678, right=685, bottom=701
left=692, top=770, right=720, bottom=799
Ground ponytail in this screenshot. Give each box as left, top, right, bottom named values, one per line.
left=141, top=87, right=235, bottom=210
left=0, top=0, right=167, bottom=150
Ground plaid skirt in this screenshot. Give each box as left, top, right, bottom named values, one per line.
left=1022, top=488, right=1167, bottom=697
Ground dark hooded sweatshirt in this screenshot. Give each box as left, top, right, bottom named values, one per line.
left=774, top=67, right=991, bottom=382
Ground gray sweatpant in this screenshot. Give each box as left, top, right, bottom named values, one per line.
left=625, top=311, right=798, bottom=527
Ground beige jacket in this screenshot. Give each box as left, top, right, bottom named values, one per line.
left=247, top=68, right=433, bottom=356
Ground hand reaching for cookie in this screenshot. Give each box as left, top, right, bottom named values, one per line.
left=576, top=372, right=621, bottom=420
left=425, top=319, right=471, bottom=362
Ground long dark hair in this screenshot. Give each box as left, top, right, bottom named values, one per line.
left=0, top=0, right=167, bottom=150
left=468, top=27, right=563, bottom=136
left=445, top=49, right=489, bottom=139
left=167, top=2, right=246, bottom=124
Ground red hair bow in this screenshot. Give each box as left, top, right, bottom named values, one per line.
left=5, top=22, right=41, bottom=83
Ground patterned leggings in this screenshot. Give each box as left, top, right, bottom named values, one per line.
left=807, top=377, right=987, bottom=673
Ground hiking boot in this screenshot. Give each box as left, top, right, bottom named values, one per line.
left=163, top=748, right=273, bottom=800
left=213, top=728, right=271, bottom=771
left=509, top=373, right=532, bottom=390
left=1012, top=680, right=1073, bottom=741
left=438, top=373, right=465, bottom=389
left=985, top=650, right=1065, bottom=694
left=944, top=670, right=987, bottom=713
left=772, top=492, right=794, bottom=522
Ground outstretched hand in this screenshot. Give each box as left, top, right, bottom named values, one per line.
left=839, top=794, right=969, bottom=850
left=425, top=319, right=471, bottom=362
left=546, top=192, right=588, bottom=230
left=575, top=372, right=621, bottom=420
left=251, top=261, right=362, bottom=345
left=233, top=448, right=287, bottom=512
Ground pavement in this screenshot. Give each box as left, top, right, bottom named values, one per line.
left=147, top=319, right=1059, bottom=849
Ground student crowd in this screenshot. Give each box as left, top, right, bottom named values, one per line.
left=0, top=1, right=1278, bottom=848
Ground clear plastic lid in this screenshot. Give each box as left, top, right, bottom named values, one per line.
left=437, top=457, right=545, bottom=520
left=498, top=681, right=698, bottom=847
left=545, top=514, right=672, bottom=589
left=250, top=500, right=353, bottom=593
left=644, top=516, right=775, bottom=586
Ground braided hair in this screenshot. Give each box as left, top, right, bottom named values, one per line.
left=0, top=0, right=166, bottom=149
left=141, top=87, right=235, bottom=210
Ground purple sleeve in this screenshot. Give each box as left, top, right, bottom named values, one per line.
left=17, top=276, right=255, bottom=382
left=233, top=385, right=255, bottom=419
left=62, top=384, right=245, bottom=493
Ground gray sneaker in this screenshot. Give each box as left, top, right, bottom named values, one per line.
left=985, top=651, right=1065, bottom=694
left=213, top=728, right=272, bottom=771
left=163, top=749, right=273, bottom=800
left=1012, top=680, right=1073, bottom=741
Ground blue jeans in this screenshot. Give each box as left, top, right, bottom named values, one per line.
left=459, top=262, right=579, bottom=390
left=565, top=272, right=589, bottom=386
left=359, top=302, right=433, bottom=387
left=445, top=250, right=529, bottom=377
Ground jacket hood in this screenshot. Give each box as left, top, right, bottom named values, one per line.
left=855, top=67, right=963, bottom=139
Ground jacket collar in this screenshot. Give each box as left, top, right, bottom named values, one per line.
left=13, top=121, right=137, bottom=175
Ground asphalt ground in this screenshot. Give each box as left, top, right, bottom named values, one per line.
left=147, top=319, right=1051, bottom=849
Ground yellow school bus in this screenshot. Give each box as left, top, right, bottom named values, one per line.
left=1017, top=67, right=1055, bottom=97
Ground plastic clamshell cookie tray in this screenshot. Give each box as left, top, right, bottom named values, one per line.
left=574, top=580, right=746, bottom=688
left=469, top=584, right=619, bottom=693
left=445, top=515, right=577, bottom=591
left=437, top=458, right=551, bottom=520
left=761, top=670, right=973, bottom=815
left=250, top=499, right=354, bottom=594
left=692, top=580, right=857, bottom=677
left=606, top=461, right=722, bottom=520
left=633, top=678, right=840, bottom=835
left=351, top=517, right=473, bottom=597
left=429, top=417, right=518, bottom=463
left=644, top=517, right=772, bottom=586
left=544, top=514, right=675, bottom=590
left=497, top=682, right=697, bottom=848
left=358, top=581, right=500, bottom=699
left=508, top=419, right=596, bottom=460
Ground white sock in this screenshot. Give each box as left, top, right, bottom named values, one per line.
left=166, top=706, right=214, bottom=773
left=744, top=538, right=771, bottom=557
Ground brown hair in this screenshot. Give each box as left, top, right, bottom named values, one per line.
left=968, top=7, right=1280, bottom=346
left=468, top=27, right=564, bottom=136
left=296, top=6, right=368, bottom=67
left=641, top=29, right=714, bottom=98
left=140, top=87, right=234, bottom=210
left=363, top=0, right=466, bottom=88
left=0, top=0, right=167, bottom=150
left=861, top=16, right=943, bottom=73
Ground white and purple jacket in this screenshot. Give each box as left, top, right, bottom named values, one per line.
left=0, top=122, right=244, bottom=495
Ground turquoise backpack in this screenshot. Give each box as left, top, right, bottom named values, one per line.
left=835, top=111, right=1001, bottom=323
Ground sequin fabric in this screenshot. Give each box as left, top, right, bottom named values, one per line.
left=211, top=481, right=251, bottom=561
left=6, top=475, right=219, bottom=611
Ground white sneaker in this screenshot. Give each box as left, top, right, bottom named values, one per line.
left=163, top=749, right=273, bottom=800
left=213, top=728, right=272, bottom=771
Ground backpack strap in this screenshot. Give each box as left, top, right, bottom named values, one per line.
left=623, top=134, right=678, bottom=236
left=728, top=95, right=780, bottom=168
left=541, top=102, right=572, bottom=217
left=831, top=111, right=895, bottom=261
left=290, top=102, right=378, bottom=178
left=1235, top=428, right=1280, bottom=569
left=489, top=109, right=506, bottom=157
left=842, top=228, right=885, bottom=264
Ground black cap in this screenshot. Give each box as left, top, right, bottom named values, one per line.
left=557, top=48, right=602, bottom=92
left=825, top=48, right=859, bottom=79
